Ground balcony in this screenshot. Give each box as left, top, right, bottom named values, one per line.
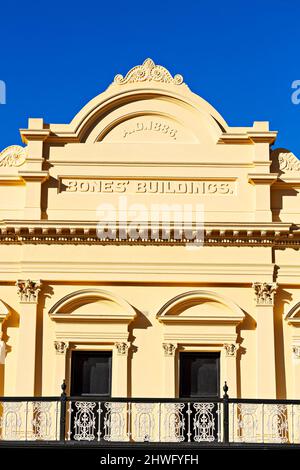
left=0, top=383, right=300, bottom=449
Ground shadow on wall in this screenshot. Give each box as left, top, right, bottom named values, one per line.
left=35, top=284, right=54, bottom=395
left=236, top=310, right=256, bottom=398
left=270, top=148, right=299, bottom=223
left=0, top=301, right=19, bottom=396
left=271, top=147, right=286, bottom=175
left=127, top=308, right=152, bottom=397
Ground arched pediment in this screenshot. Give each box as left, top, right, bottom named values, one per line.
left=49, top=289, right=136, bottom=323
left=157, top=290, right=245, bottom=324
left=49, top=59, right=228, bottom=145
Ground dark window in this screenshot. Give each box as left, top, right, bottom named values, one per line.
left=179, top=352, right=220, bottom=398
left=71, top=351, right=112, bottom=397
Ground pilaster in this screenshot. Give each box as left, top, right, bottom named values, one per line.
left=53, top=341, right=69, bottom=395
left=162, top=343, right=177, bottom=397
left=253, top=281, right=277, bottom=398
left=224, top=343, right=237, bottom=398
left=15, top=279, right=41, bottom=396
left=111, top=342, right=129, bottom=397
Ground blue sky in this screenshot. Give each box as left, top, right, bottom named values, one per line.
left=1, top=0, right=300, bottom=154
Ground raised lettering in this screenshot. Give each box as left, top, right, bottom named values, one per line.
left=65, top=180, right=77, bottom=192
left=115, top=181, right=129, bottom=192
left=102, top=181, right=114, bottom=192
left=136, top=182, right=146, bottom=193
left=79, top=181, right=89, bottom=192
left=207, top=183, right=217, bottom=193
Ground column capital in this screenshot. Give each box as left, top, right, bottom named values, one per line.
left=54, top=341, right=69, bottom=355
left=224, top=343, right=237, bottom=357
left=16, top=279, right=42, bottom=304
left=162, top=343, right=176, bottom=357
left=293, top=345, right=300, bottom=359
left=252, top=282, right=277, bottom=306
left=114, top=342, right=129, bottom=356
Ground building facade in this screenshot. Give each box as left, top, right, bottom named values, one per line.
left=1, top=59, right=300, bottom=444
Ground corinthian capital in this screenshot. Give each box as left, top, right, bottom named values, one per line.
left=54, top=341, right=69, bottom=355
left=252, top=282, right=277, bottom=306
left=162, top=343, right=176, bottom=357
left=115, top=342, right=129, bottom=355
left=16, top=279, right=42, bottom=303
left=224, top=343, right=237, bottom=357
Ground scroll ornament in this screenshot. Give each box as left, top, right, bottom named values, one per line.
left=114, top=58, right=184, bottom=86
left=278, top=152, right=300, bottom=172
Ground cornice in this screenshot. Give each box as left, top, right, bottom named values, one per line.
left=160, top=315, right=243, bottom=324
left=163, top=332, right=237, bottom=344
left=49, top=313, right=135, bottom=323
left=218, top=131, right=277, bottom=145
left=0, top=220, right=296, bottom=247
left=48, top=160, right=257, bottom=168
left=19, top=171, right=49, bottom=183
left=0, top=175, right=24, bottom=185
left=20, top=129, right=51, bottom=144
left=248, top=173, right=278, bottom=185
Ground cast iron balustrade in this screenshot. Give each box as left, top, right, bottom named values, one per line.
left=0, top=383, right=300, bottom=445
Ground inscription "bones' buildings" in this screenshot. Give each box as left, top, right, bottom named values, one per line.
left=61, top=179, right=236, bottom=195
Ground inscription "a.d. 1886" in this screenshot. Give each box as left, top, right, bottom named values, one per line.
left=123, top=121, right=178, bottom=140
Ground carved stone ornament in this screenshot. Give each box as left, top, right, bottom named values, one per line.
left=115, top=342, right=129, bottom=355
left=54, top=341, right=68, bottom=354
left=293, top=345, right=300, bottom=359
left=0, top=145, right=27, bottom=167
left=162, top=343, right=176, bottom=357
left=16, top=279, right=41, bottom=303
left=278, top=152, right=300, bottom=172
left=114, top=58, right=184, bottom=86
left=252, top=282, right=277, bottom=306
left=224, top=343, right=237, bottom=357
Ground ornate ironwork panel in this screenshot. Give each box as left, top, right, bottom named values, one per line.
left=103, top=402, right=129, bottom=441
left=193, top=403, right=219, bottom=442
left=73, top=401, right=97, bottom=441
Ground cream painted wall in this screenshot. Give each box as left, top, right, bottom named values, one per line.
left=0, top=59, right=300, bottom=400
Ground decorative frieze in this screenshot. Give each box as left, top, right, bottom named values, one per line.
left=162, top=343, right=176, bottom=357
left=252, top=282, right=277, bottom=306
left=115, top=342, right=129, bottom=356
left=54, top=341, right=69, bottom=355
left=16, top=279, right=41, bottom=303
left=224, top=343, right=237, bottom=357
left=292, top=345, right=300, bottom=359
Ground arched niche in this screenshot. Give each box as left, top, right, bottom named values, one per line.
left=49, top=289, right=136, bottom=396
left=157, top=290, right=244, bottom=325
left=157, top=290, right=245, bottom=398
left=49, top=288, right=136, bottom=323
